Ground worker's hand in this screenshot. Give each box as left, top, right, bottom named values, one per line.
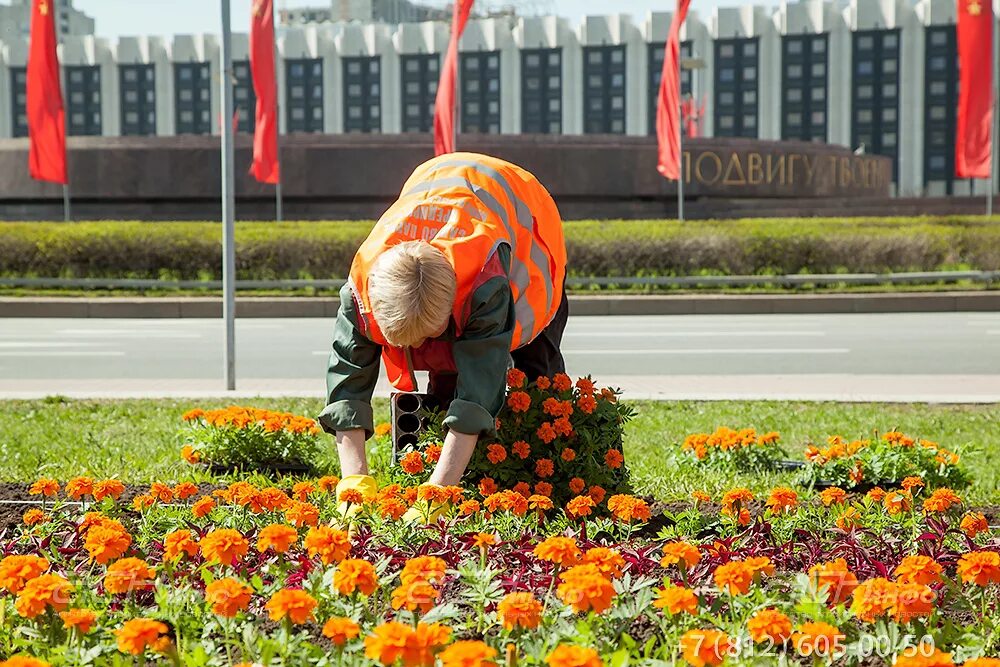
left=336, top=429, right=369, bottom=477
left=428, top=430, right=479, bottom=487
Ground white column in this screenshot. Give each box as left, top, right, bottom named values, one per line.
left=828, top=4, right=852, bottom=148
left=0, top=41, right=14, bottom=138
left=898, top=1, right=923, bottom=196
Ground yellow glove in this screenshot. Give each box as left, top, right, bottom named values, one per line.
left=402, top=484, right=453, bottom=524
left=335, top=474, right=377, bottom=519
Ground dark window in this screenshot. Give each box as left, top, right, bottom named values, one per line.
left=648, top=41, right=693, bottom=135
left=233, top=60, right=256, bottom=133
left=582, top=45, right=626, bottom=134
left=400, top=54, right=439, bottom=133
left=286, top=58, right=324, bottom=133
left=119, top=64, right=156, bottom=136
left=781, top=34, right=829, bottom=142
left=851, top=29, right=900, bottom=181
left=65, top=65, right=102, bottom=136
left=714, top=37, right=758, bottom=138
left=343, top=56, right=381, bottom=134
left=10, top=67, right=28, bottom=137
left=521, top=48, right=562, bottom=134
left=174, top=62, right=212, bottom=135
left=923, top=25, right=958, bottom=192
left=460, top=51, right=501, bottom=134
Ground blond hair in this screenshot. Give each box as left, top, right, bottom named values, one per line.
left=369, top=241, right=457, bottom=348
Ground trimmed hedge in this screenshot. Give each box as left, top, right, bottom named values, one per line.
left=1, top=217, right=999, bottom=281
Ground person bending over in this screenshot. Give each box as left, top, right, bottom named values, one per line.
left=319, top=152, right=568, bottom=513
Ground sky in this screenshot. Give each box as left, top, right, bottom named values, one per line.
left=69, top=0, right=760, bottom=38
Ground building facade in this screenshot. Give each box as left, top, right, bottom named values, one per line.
left=0, top=0, right=993, bottom=196
left=0, top=0, right=94, bottom=41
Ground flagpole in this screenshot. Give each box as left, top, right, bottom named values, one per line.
left=273, top=1, right=283, bottom=224
left=220, top=0, right=237, bottom=391
left=677, top=96, right=684, bottom=223
left=990, top=44, right=998, bottom=217
left=62, top=184, right=70, bottom=222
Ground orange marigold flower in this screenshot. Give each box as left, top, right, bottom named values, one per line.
left=923, top=488, right=962, bottom=513
left=173, top=482, right=199, bottom=500
left=575, top=376, right=596, bottom=395
left=607, top=495, right=651, bottom=523
left=400, top=555, right=448, bottom=586
left=588, top=486, right=606, bottom=505
left=334, top=559, right=379, bottom=596
left=22, top=509, right=46, bottom=526
left=553, top=417, right=574, bottom=438
left=713, top=560, right=755, bottom=595
left=497, top=591, right=542, bottom=630
left=535, top=459, right=554, bottom=478
left=424, top=444, right=443, bottom=464
left=60, top=608, right=97, bottom=634
left=765, top=487, right=798, bottom=514
left=484, top=490, right=529, bottom=516
left=604, top=449, right=624, bottom=469
left=867, top=487, right=887, bottom=502
left=304, top=526, right=351, bottom=565
left=507, top=368, right=527, bottom=388
left=0, top=656, right=51, bottom=667
left=29, top=479, right=59, bottom=497
left=318, top=475, right=341, bottom=492
left=577, top=395, right=597, bottom=414
left=104, top=558, right=156, bottom=595
left=364, top=621, right=413, bottom=666
left=566, top=495, right=596, bottom=519
left=0, top=555, right=49, bottom=594
left=660, top=541, right=701, bottom=569
left=961, top=512, right=990, bottom=539
left=747, top=608, right=792, bottom=644
left=556, top=564, right=616, bottom=613
left=323, top=617, right=361, bottom=645
left=511, top=440, right=531, bottom=459
left=459, top=499, right=481, bottom=516
left=374, top=422, right=392, bottom=437
left=884, top=490, right=913, bottom=515
left=546, top=645, right=602, bottom=667
left=534, top=481, right=553, bottom=497
left=114, top=619, right=169, bottom=656
left=440, top=640, right=497, bottom=667
left=568, top=477, right=586, bottom=495
left=535, top=375, right=551, bottom=390
left=478, top=477, right=497, bottom=497
left=529, top=494, right=554, bottom=512
left=680, top=629, right=731, bottom=667
left=543, top=397, right=573, bottom=418
left=957, top=551, right=1000, bottom=586
left=652, top=585, right=698, bottom=615
left=132, top=494, right=155, bottom=511
left=65, top=476, right=94, bottom=500
left=894, top=647, right=954, bottom=667
left=534, top=536, right=581, bottom=568
left=84, top=524, right=132, bottom=565
left=963, top=659, right=1000, bottom=667
left=507, top=391, right=531, bottom=413
left=560, top=447, right=576, bottom=462
left=536, top=422, right=557, bottom=444
left=378, top=497, right=408, bottom=520
left=791, top=622, right=845, bottom=658
left=284, top=501, right=320, bottom=527
left=807, top=558, right=859, bottom=605
left=512, top=482, right=531, bottom=498
left=891, top=582, right=936, bottom=623
left=401, top=451, right=426, bottom=475
left=15, top=573, right=72, bottom=619
left=265, top=588, right=317, bottom=625
left=390, top=579, right=440, bottom=614
left=819, top=487, right=848, bottom=507
left=582, top=547, right=625, bottom=579
left=745, top=556, right=775, bottom=577
left=901, top=476, right=925, bottom=491
left=691, top=490, right=711, bottom=503
left=472, top=533, right=496, bottom=550
left=720, top=487, right=754, bottom=516
left=292, top=481, right=315, bottom=501
left=487, top=444, right=507, bottom=464
left=192, top=496, right=216, bottom=518
left=836, top=507, right=862, bottom=531
left=256, top=524, right=298, bottom=554
left=552, top=373, right=573, bottom=392
left=180, top=445, right=202, bottom=464
left=200, top=529, right=249, bottom=567
left=894, top=555, right=943, bottom=586
left=92, top=479, right=125, bottom=502
left=204, top=578, right=252, bottom=617
left=149, top=483, right=174, bottom=503
left=850, top=578, right=897, bottom=622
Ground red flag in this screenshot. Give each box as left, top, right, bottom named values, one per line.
left=433, top=0, right=475, bottom=156
left=27, top=0, right=67, bottom=184
left=656, top=0, right=691, bottom=180
left=956, top=0, right=994, bottom=179
left=250, top=0, right=280, bottom=184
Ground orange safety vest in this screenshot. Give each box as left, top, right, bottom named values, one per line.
left=348, top=152, right=566, bottom=392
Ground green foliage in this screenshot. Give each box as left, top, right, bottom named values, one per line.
left=2, top=216, right=999, bottom=282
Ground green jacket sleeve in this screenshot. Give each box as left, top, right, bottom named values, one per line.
left=444, top=274, right=515, bottom=438
left=318, top=283, right=381, bottom=440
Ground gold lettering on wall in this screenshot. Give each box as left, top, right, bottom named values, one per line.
left=722, top=153, right=748, bottom=185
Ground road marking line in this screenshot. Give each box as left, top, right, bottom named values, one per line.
left=0, top=342, right=106, bottom=348
left=56, top=329, right=202, bottom=338
left=563, top=348, right=851, bottom=355
left=565, top=331, right=826, bottom=338
left=0, top=351, right=126, bottom=357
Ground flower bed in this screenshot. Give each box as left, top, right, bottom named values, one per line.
left=1, top=462, right=998, bottom=666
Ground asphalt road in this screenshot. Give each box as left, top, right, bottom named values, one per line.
left=1, top=313, right=999, bottom=402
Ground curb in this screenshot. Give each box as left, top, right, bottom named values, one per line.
left=1, top=292, right=998, bottom=318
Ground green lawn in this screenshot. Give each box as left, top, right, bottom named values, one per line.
left=2, top=398, right=997, bottom=502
